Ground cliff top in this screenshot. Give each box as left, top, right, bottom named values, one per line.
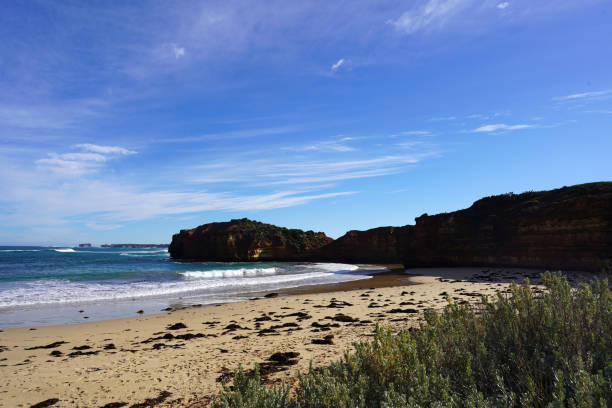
left=182, top=218, right=327, bottom=237
left=417, top=182, right=612, bottom=221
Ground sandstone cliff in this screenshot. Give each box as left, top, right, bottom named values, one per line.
left=169, top=182, right=612, bottom=271
left=313, top=226, right=412, bottom=264
left=404, top=182, right=612, bottom=271
left=168, top=218, right=332, bottom=261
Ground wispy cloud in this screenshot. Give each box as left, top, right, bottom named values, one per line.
left=393, top=130, right=432, bottom=136
left=467, top=113, right=489, bottom=120
left=497, top=2, right=510, bottom=9
left=0, top=132, right=440, bottom=233
left=75, top=144, right=137, bottom=155
left=85, top=222, right=123, bottom=231
left=285, top=139, right=355, bottom=153
left=0, top=174, right=355, bottom=226
left=154, top=126, right=299, bottom=143
left=171, top=44, right=186, bottom=59
left=429, top=116, right=457, bottom=121
left=396, top=141, right=424, bottom=150
left=473, top=123, right=534, bottom=133
left=35, top=144, right=136, bottom=175
left=35, top=156, right=101, bottom=176
left=389, top=0, right=468, bottom=35
left=190, top=153, right=433, bottom=186
left=331, top=58, right=345, bottom=71
left=0, top=100, right=106, bottom=131
left=553, top=89, right=612, bottom=101
left=584, top=109, right=612, bottom=115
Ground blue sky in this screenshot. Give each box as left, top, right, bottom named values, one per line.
left=1, top=0, right=611, bottom=245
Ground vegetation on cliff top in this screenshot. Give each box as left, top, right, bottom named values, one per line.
left=229, top=218, right=331, bottom=252
left=213, top=272, right=612, bottom=407
left=470, top=181, right=612, bottom=213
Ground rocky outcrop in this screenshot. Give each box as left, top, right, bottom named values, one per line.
left=168, top=218, right=332, bottom=261
left=404, top=182, right=612, bottom=271
left=169, top=182, right=612, bottom=271
left=314, top=226, right=412, bottom=264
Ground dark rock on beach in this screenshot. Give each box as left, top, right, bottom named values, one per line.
left=166, top=323, right=187, bottom=330
left=312, top=335, right=334, bottom=345
left=30, top=398, right=60, bottom=408
left=268, top=351, right=300, bottom=364
left=99, top=403, right=128, bottom=408
left=25, top=341, right=68, bottom=350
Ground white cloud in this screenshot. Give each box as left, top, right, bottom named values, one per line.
left=0, top=99, right=106, bottom=131
left=75, top=144, right=137, bottom=155
left=86, top=222, right=123, bottom=231
left=35, top=157, right=100, bottom=176
left=36, top=144, right=136, bottom=175
left=292, top=140, right=355, bottom=153
left=155, top=126, right=299, bottom=143
left=473, top=123, right=533, bottom=132
left=0, top=173, right=355, bottom=226
left=396, top=141, right=424, bottom=150
left=172, top=44, right=186, bottom=59
left=389, top=188, right=411, bottom=194
left=190, top=153, right=433, bottom=186
left=399, top=130, right=432, bottom=136
left=429, top=116, right=456, bottom=121
left=59, top=153, right=107, bottom=162
left=553, top=89, right=612, bottom=101
left=331, top=58, right=345, bottom=71
left=585, top=110, right=612, bottom=115
left=467, top=114, right=489, bottom=120
left=389, top=0, right=467, bottom=34
left=497, top=2, right=510, bottom=9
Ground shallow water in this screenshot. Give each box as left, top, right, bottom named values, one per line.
left=0, top=246, right=374, bottom=327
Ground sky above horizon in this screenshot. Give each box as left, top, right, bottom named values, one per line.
left=1, top=0, right=611, bottom=246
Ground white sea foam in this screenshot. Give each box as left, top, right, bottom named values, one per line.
left=302, top=263, right=360, bottom=273
left=119, top=250, right=169, bottom=257
left=0, top=263, right=368, bottom=308
left=0, top=249, right=41, bottom=252
left=54, top=248, right=76, bottom=253
left=120, top=250, right=168, bottom=254
left=180, top=267, right=279, bottom=279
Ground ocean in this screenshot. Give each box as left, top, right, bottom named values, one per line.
left=0, top=246, right=377, bottom=328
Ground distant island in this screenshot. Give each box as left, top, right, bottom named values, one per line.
left=78, top=243, right=92, bottom=248
left=100, top=244, right=168, bottom=248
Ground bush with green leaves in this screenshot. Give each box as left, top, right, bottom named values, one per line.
left=212, top=272, right=612, bottom=408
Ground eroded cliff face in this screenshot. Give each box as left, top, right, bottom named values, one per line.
left=404, top=182, right=612, bottom=271
left=314, top=226, right=413, bottom=264
left=169, top=183, right=612, bottom=271
left=168, top=218, right=333, bottom=261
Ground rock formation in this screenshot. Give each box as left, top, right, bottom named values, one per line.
left=168, top=218, right=332, bottom=261
left=313, top=226, right=412, bottom=264
left=169, top=182, right=612, bottom=271
left=404, top=182, right=612, bottom=271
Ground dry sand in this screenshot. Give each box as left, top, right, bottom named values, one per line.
left=0, top=267, right=594, bottom=408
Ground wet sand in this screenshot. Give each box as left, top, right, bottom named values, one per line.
left=0, top=267, right=595, bottom=407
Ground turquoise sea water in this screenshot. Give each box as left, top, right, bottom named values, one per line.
left=0, top=246, right=372, bottom=328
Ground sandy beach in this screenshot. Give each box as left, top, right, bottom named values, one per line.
left=0, top=267, right=594, bottom=408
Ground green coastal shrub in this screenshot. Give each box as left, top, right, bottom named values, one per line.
left=212, top=272, right=612, bottom=408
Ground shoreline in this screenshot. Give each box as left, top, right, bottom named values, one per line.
left=0, top=267, right=597, bottom=407
left=0, top=264, right=402, bottom=329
